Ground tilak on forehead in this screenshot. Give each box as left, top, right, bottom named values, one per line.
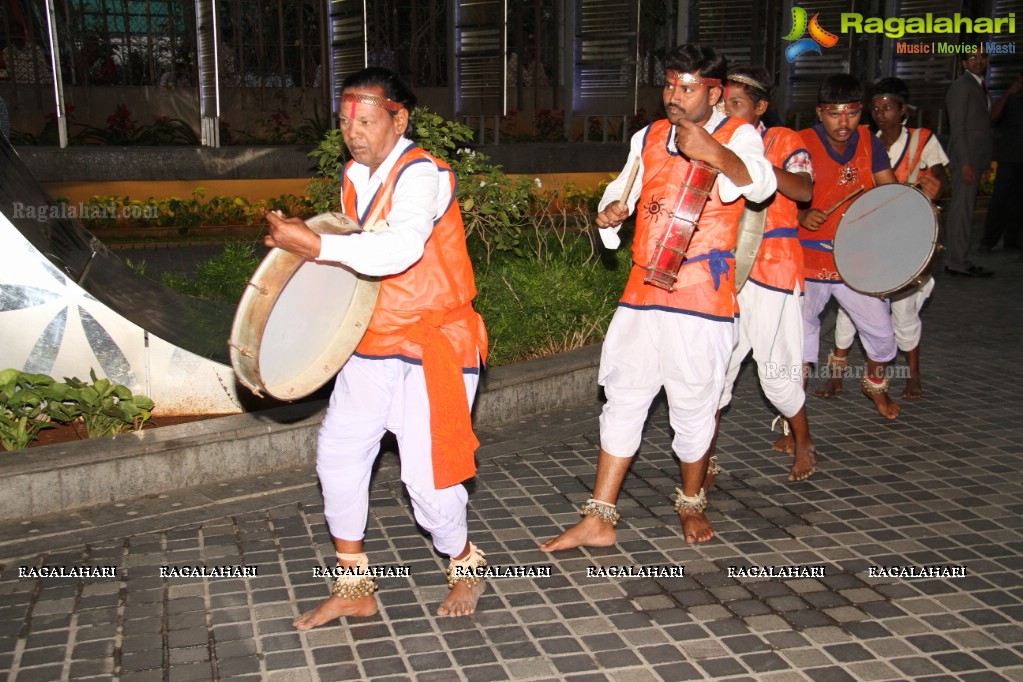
left=819, top=102, right=862, bottom=112
left=340, top=92, right=405, bottom=118
left=666, top=69, right=722, bottom=88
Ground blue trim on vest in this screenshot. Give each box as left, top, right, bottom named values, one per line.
left=764, top=227, right=799, bottom=238
left=617, top=302, right=735, bottom=323
left=682, top=248, right=734, bottom=290
left=352, top=351, right=481, bottom=375
left=805, top=276, right=844, bottom=284
left=746, top=276, right=805, bottom=296
left=890, top=130, right=909, bottom=171
left=800, top=239, right=833, bottom=252
left=812, top=123, right=863, bottom=165
left=712, top=115, right=732, bottom=134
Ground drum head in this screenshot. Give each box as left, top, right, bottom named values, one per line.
left=834, top=185, right=938, bottom=297
left=735, top=204, right=767, bottom=292
left=229, top=213, right=380, bottom=400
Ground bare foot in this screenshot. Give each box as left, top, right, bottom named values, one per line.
left=437, top=580, right=486, bottom=617
left=539, top=516, right=616, bottom=552
left=678, top=511, right=714, bottom=544
left=814, top=376, right=844, bottom=398
left=293, top=594, right=378, bottom=630
left=772, top=432, right=795, bottom=455
left=863, top=385, right=900, bottom=419
left=902, top=376, right=924, bottom=399
left=788, top=446, right=818, bottom=482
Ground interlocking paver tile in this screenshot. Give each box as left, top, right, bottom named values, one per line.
left=3, top=246, right=1023, bottom=680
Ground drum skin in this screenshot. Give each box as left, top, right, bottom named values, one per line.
left=734, top=204, right=767, bottom=293
left=833, top=184, right=939, bottom=297
left=229, top=213, right=380, bottom=400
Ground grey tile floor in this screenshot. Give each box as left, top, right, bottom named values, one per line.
left=1, top=245, right=1021, bottom=681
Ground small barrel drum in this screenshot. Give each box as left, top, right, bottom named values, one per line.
left=644, top=160, right=721, bottom=291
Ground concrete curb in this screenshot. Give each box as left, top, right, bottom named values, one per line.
left=0, top=345, right=600, bottom=522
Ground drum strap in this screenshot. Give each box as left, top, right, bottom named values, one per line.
left=403, top=302, right=481, bottom=489
left=905, top=129, right=923, bottom=185
left=682, top=248, right=735, bottom=290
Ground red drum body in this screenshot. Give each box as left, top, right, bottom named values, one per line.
left=644, top=160, right=721, bottom=291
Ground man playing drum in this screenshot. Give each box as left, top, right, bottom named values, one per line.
left=821, top=78, right=946, bottom=400
left=540, top=44, right=776, bottom=550
left=264, top=67, right=489, bottom=626
left=713, top=66, right=820, bottom=483
left=798, top=74, right=938, bottom=420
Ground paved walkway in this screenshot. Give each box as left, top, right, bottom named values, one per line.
left=1, top=244, right=1021, bottom=681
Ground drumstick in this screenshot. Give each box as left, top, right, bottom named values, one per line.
left=617, top=157, right=641, bottom=212
left=822, top=186, right=864, bottom=218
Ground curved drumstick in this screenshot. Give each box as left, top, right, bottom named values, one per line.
left=822, top=185, right=864, bottom=218
left=617, top=156, right=642, bottom=212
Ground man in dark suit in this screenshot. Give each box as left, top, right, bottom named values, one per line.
left=944, top=50, right=994, bottom=277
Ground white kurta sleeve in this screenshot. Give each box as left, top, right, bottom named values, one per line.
left=316, top=160, right=448, bottom=276
left=715, top=122, right=777, bottom=204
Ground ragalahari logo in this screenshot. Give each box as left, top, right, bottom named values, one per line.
left=783, top=7, right=840, bottom=62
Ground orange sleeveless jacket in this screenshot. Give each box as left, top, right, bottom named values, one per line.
left=889, top=128, right=933, bottom=183
left=342, top=145, right=487, bottom=489
left=620, top=116, right=747, bottom=321
left=747, top=126, right=806, bottom=293
left=798, top=125, right=877, bottom=282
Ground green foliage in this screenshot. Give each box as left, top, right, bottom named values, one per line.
left=76, top=191, right=316, bottom=232
left=0, top=370, right=66, bottom=451
left=72, top=105, right=201, bottom=146
left=476, top=248, right=630, bottom=366
left=63, top=370, right=155, bottom=439
left=159, top=242, right=262, bottom=303
left=306, top=129, right=348, bottom=214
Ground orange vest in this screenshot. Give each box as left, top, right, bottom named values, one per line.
left=620, top=116, right=747, bottom=321
left=798, top=125, right=877, bottom=282
left=747, top=126, right=806, bottom=293
left=342, top=145, right=488, bottom=489
left=889, top=128, right=933, bottom=183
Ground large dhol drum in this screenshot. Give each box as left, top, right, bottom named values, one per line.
left=229, top=213, right=380, bottom=400
left=833, top=184, right=939, bottom=297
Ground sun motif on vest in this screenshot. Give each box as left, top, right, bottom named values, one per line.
left=838, top=164, right=859, bottom=186
left=644, top=193, right=668, bottom=222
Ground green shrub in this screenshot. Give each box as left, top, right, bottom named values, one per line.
left=63, top=370, right=154, bottom=439
left=159, top=242, right=262, bottom=303
left=476, top=247, right=630, bottom=366
left=0, top=370, right=67, bottom=451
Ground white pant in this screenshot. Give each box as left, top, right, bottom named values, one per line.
left=599, top=307, right=736, bottom=463
left=317, top=355, right=479, bottom=558
left=803, top=281, right=897, bottom=364
left=834, top=277, right=934, bottom=352
left=720, top=283, right=806, bottom=418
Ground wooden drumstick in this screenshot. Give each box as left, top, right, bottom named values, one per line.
left=617, top=156, right=642, bottom=212
left=822, top=185, right=864, bottom=218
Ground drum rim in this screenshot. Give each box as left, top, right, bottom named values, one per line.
left=228, top=213, right=380, bottom=400
left=834, top=184, right=939, bottom=297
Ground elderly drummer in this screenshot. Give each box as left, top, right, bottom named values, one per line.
left=540, top=43, right=776, bottom=551
left=265, top=67, right=489, bottom=626
left=825, top=77, right=947, bottom=400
